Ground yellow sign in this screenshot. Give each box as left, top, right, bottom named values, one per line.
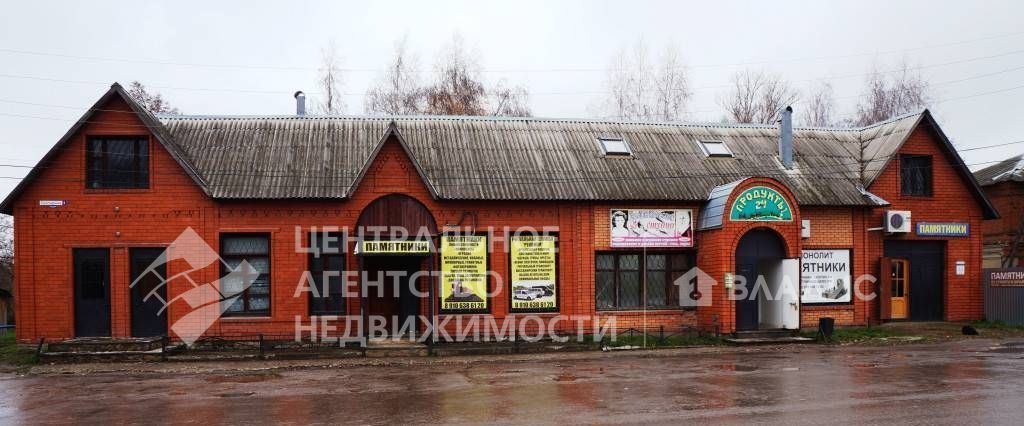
left=510, top=235, right=558, bottom=312
left=357, top=240, right=431, bottom=254
left=440, top=235, right=489, bottom=312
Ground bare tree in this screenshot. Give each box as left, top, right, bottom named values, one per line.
left=802, top=82, right=836, bottom=127
left=127, top=81, right=180, bottom=114
left=316, top=40, right=346, bottom=114
left=852, top=62, right=929, bottom=126
left=0, top=215, right=12, bottom=264
left=365, top=36, right=425, bottom=115
left=490, top=80, right=531, bottom=117
left=602, top=40, right=691, bottom=121
left=721, top=70, right=799, bottom=124
left=424, top=35, right=489, bottom=116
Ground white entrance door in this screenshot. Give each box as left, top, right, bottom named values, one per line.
left=781, top=258, right=801, bottom=330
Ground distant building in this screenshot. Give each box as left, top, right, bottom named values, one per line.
left=0, top=261, right=11, bottom=327
left=974, top=154, right=1024, bottom=268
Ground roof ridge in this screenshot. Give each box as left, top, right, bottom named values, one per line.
left=855, top=109, right=927, bottom=132
left=157, top=113, right=870, bottom=132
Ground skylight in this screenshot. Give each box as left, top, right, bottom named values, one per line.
left=599, top=137, right=632, bottom=156
left=698, top=140, right=734, bottom=157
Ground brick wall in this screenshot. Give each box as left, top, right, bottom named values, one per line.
left=865, top=124, right=986, bottom=321
left=10, top=95, right=990, bottom=342
left=981, top=181, right=1024, bottom=267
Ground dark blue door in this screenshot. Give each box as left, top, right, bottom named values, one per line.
left=883, top=241, right=944, bottom=321
left=734, top=229, right=786, bottom=331
left=74, top=248, right=111, bottom=337
left=130, top=248, right=168, bottom=337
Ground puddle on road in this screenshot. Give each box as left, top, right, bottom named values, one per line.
left=712, top=364, right=758, bottom=372
left=217, top=392, right=255, bottom=398
left=989, top=347, right=1024, bottom=354
left=554, top=373, right=577, bottom=382
left=205, top=373, right=282, bottom=384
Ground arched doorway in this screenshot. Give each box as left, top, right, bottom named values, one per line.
left=734, top=228, right=790, bottom=331
left=356, top=194, right=437, bottom=337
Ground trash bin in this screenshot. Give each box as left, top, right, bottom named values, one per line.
left=818, top=317, right=835, bottom=341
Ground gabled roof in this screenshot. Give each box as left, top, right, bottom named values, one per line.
left=0, top=85, right=998, bottom=219
left=0, top=83, right=207, bottom=214
left=859, top=109, right=998, bottom=219
left=974, top=154, right=1024, bottom=186
left=155, top=114, right=871, bottom=205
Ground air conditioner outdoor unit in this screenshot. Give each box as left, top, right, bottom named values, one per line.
left=885, top=210, right=912, bottom=233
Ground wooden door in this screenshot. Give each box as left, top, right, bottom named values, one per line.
left=890, top=259, right=909, bottom=320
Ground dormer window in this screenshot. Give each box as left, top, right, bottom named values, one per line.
left=599, top=137, right=632, bottom=156
left=697, top=140, right=734, bottom=158
left=86, top=137, right=150, bottom=189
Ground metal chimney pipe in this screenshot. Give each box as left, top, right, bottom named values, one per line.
left=779, top=106, right=793, bottom=169
left=294, top=91, right=306, bottom=116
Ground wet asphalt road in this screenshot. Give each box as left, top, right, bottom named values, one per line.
left=2, top=339, right=1024, bottom=425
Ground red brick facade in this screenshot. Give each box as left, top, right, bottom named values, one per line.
left=7, top=95, right=991, bottom=343
left=981, top=181, right=1024, bottom=267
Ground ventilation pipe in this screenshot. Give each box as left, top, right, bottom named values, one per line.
left=778, top=106, right=793, bottom=169
left=294, top=91, right=306, bottom=116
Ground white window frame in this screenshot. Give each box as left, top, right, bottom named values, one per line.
left=696, top=139, right=734, bottom=157
left=598, top=137, right=632, bottom=156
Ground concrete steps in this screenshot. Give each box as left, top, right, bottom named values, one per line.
left=41, top=337, right=167, bottom=363
left=364, top=337, right=429, bottom=357
left=725, top=329, right=815, bottom=345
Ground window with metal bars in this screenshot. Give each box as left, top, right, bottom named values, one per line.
left=85, top=137, right=149, bottom=189
left=595, top=252, right=694, bottom=310
left=900, top=154, right=933, bottom=196
left=220, top=234, right=271, bottom=316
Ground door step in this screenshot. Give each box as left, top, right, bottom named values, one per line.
left=732, top=329, right=798, bottom=339
left=726, top=329, right=814, bottom=345
left=364, top=337, right=429, bottom=357
left=724, top=336, right=815, bottom=345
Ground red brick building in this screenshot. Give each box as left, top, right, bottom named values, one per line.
left=0, top=84, right=998, bottom=343
left=974, top=154, right=1024, bottom=268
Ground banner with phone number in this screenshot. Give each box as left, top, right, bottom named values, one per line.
left=510, top=235, right=557, bottom=312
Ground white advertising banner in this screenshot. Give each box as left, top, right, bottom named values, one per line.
left=609, top=209, right=693, bottom=248
left=801, top=249, right=852, bottom=304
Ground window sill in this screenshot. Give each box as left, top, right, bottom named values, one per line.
left=220, top=315, right=273, bottom=321
left=597, top=307, right=696, bottom=313
left=84, top=188, right=151, bottom=194
left=310, top=312, right=347, bottom=317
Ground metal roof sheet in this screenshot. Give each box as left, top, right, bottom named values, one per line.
left=973, top=154, right=1024, bottom=186
left=157, top=114, right=876, bottom=205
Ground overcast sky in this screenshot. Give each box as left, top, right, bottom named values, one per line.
left=1, top=0, right=1023, bottom=200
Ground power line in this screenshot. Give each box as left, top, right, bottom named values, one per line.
left=5, top=45, right=1024, bottom=99
left=2, top=29, right=1023, bottom=73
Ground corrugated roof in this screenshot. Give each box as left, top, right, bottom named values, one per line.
left=0, top=84, right=998, bottom=218
left=860, top=111, right=924, bottom=185
left=974, top=154, right=1024, bottom=186
left=157, top=114, right=875, bottom=205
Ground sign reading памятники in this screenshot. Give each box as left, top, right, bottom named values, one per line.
left=916, top=222, right=969, bottom=237
left=356, top=240, right=431, bottom=254
left=800, top=249, right=852, bottom=304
